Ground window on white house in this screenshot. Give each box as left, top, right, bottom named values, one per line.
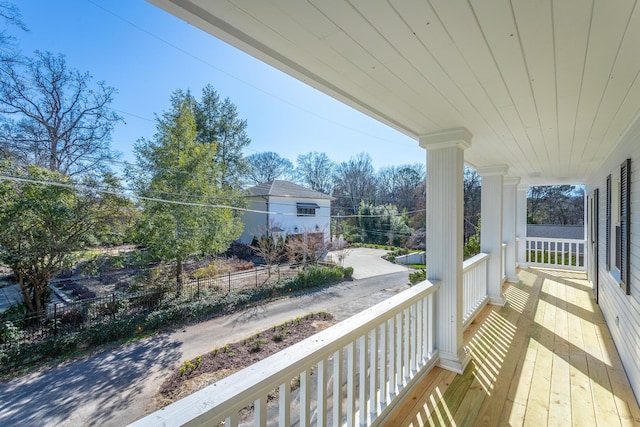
left=296, top=202, right=319, bottom=217
left=605, top=159, right=631, bottom=295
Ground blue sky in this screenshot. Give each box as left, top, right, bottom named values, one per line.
left=8, top=0, right=425, bottom=172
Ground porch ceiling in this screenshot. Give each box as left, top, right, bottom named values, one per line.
left=148, top=0, right=640, bottom=185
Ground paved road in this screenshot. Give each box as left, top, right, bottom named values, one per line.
left=0, top=270, right=411, bottom=427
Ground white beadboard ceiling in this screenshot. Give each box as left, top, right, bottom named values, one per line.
left=148, top=0, right=640, bottom=185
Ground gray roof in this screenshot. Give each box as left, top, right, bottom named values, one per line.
left=248, top=180, right=333, bottom=200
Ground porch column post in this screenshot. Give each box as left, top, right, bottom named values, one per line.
left=516, top=184, right=528, bottom=265
left=503, top=177, right=520, bottom=282
left=419, top=128, right=471, bottom=374
left=478, top=165, right=509, bottom=306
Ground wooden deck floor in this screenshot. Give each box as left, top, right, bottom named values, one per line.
left=386, top=268, right=640, bottom=426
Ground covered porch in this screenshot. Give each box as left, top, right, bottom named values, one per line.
left=135, top=1, right=640, bottom=425
left=387, top=267, right=640, bottom=426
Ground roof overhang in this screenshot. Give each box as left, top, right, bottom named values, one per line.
left=148, top=0, right=640, bottom=186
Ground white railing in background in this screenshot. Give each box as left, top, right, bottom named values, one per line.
left=524, top=237, right=587, bottom=271
left=462, top=253, right=489, bottom=329
left=131, top=280, right=440, bottom=427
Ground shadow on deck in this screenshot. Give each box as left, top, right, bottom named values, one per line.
left=386, top=268, right=640, bottom=426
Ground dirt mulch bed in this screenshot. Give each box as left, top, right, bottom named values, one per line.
left=156, top=312, right=335, bottom=408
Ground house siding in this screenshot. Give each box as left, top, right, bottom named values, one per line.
left=586, top=120, right=640, bottom=405
left=239, top=199, right=268, bottom=244
left=239, top=196, right=331, bottom=244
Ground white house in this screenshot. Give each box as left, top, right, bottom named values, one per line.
left=239, top=180, right=333, bottom=245
left=138, top=1, right=640, bottom=425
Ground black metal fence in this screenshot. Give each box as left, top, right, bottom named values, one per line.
left=0, top=265, right=298, bottom=348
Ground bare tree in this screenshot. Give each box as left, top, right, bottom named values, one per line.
left=295, top=151, right=335, bottom=194
left=250, top=220, right=287, bottom=277
left=464, top=167, right=482, bottom=242
left=377, top=163, right=425, bottom=211
left=286, top=228, right=329, bottom=267
left=0, top=51, right=121, bottom=176
left=0, top=1, right=27, bottom=63
left=246, top=151, right=294, bottom=185
left=527, top=185, right=584, bottom=225
left=332, top=153, right=377, bottom=215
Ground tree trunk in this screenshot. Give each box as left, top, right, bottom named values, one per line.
left=17, top=274, right=36, bottom=313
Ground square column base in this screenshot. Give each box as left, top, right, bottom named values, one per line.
left=437, top=347, right=471, bottom=374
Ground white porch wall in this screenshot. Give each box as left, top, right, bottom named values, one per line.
left=420, top=128, right=471, bottom=374
left=478, top=165, right=508, bottom=305
left=585, top=119, right=640, bottom=405
left=503, top=176, right=520, bottom=282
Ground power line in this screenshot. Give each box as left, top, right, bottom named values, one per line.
left=0, top=174, right=426, bottom=219
left=85, top=0, right=417, bottom=149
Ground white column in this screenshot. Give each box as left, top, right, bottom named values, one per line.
left=419, top=128, right=471, bottom=374
left=478, top=165, right=508, bottom=306
left=516, top=184, right=528, bottom=265
left=503, top=177, right=520, bottom=282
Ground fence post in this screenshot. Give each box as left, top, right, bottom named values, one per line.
left=255, top=268, right=258, bottom=288
left=112, top=292, right=116, bottom=320
left=197, top=278, right=201, bottom=300
left=228, top=272, right=231, bottom=293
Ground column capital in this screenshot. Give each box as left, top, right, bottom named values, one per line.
left=419, top=127, right=472, bottom=150
left=477, top=164, right=509, bottom=177
left=504, top=176, right=521, bottom=186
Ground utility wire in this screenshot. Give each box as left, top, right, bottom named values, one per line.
left=0, top=174, right=426, bottom=220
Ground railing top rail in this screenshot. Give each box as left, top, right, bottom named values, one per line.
left=463, top=252, right=489, bottom=272
left=131, top=279, right=440, bottom=427
left=525, top=237, right=586, bottom=243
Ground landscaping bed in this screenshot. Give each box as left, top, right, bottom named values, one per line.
left=156, top=312, right=335, bottom=408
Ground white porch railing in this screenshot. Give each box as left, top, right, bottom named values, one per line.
left=501, top=243, right=507, bottom=283
left=462, top=253, right=489, bottom=329
left=524, top=237, right=586, bottom=271
left=131, top=280, right=440, bottom=427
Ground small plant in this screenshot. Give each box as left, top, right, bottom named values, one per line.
left=213, top=347, right=219, bottom=356
left=243, top=338, right=247, bottom=345
left=250, top=337, right=267, bottom=352
left=273, top=332, right=284, bottom=342
left=343, top=266, right=354, bottom=279
left=179, top=356, right=201, bottom=376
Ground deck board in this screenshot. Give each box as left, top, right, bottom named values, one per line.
left=386, top=268, right=640, bottom=426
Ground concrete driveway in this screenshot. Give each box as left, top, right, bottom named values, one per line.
left=327, top=247, right=410, bottom=279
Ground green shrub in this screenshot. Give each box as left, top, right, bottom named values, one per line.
left=343, top=267, right=353, bottom=280
left=409, top=269, right=426, bottom=286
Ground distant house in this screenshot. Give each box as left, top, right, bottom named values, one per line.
left=239, top=180, right=334, bottom=245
